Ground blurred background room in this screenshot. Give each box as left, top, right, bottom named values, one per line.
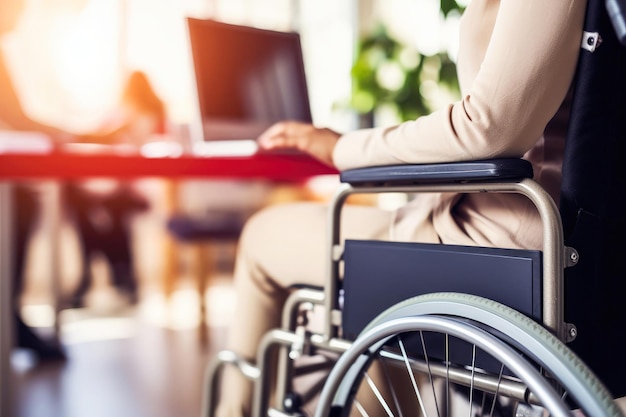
left=1, top=0, right=466, bottom=416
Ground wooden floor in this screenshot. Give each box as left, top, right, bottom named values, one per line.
left=12, top=287, right=231, bottom=417
left=10, top=193, right=245, bottom=417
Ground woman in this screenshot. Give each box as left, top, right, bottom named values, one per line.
left=64, top=70, right=164, bottom=308
left=218, top=1, right=588, bottom=416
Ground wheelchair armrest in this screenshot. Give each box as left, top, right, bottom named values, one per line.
left=339, top=158, right=533, bottom=186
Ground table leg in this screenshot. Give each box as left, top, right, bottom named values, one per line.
left=41, top=182, right=62, bottom=338
left=0, top=183, right=14, bottom=417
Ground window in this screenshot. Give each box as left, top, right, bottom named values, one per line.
left=3, top=0, right=357, bottom=134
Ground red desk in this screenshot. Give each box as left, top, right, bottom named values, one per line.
left=0, top=150, right=337, bottom=417
left=0, top=151, right=337, bottom=180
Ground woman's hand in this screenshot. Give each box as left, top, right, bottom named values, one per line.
left=257, top=121, right=341, bottom=167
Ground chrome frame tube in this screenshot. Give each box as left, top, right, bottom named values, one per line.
left=201, top=350, right=262, bottom=417
left=325, top=178, right=565, bottom=341
left=274, top=288, right=325, bottom=412
left=253, top=329, right=303, bottom=417
left=281, top=288, right=325, bottom=331
left=378, top=349, right=538, bottom=405
left=253, top=329, right=356, bottom=417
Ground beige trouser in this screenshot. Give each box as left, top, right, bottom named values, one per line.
left=215, top=201, right=416, bottom=417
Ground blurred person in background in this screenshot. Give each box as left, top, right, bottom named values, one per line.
left=64, top=70, right=165, bottom=308
left=1, top=0, right=165, bottom=360
left=1, top=0, right=74, bottom=360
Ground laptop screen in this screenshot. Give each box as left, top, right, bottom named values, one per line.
left=187, top=18, right=312, bottom=146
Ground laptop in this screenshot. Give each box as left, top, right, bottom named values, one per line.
left=186, top=18, right=313, bottom=157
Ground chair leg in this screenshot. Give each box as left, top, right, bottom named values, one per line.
left=161, top=234, right=178, bottom=299
left=192, top=242, right=214, bottom=347
left=162, top=180, right=180, bottom=299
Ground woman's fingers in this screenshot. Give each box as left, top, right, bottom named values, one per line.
left=257, top=121, right=340, bottom=167
left=258, top=121, right=305, bottom=148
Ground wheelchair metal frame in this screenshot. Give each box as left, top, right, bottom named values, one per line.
left=203, top=162, right=581, bottom=417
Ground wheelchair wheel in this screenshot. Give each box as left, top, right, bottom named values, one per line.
left=314, top=293, right=623, bottom=417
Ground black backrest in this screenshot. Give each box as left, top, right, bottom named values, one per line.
left=560, top=0, right=626, bottom=397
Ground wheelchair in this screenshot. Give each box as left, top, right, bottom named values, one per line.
left=202, top=1, right=626, bottom=416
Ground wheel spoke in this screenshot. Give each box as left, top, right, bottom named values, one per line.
left=354, top=399, right=370, bottom=417
left=469, top=344, right=477, bottom=417
left=380, top=356, right=405, bottom=417
left=364, top=372, right=396, bottom=417
left=488, top=364, right=505, bottom=417
left=398, top=337, right=429, bottom=417
left=479, top=391, right=488, bottom=417
left=420, top=331, right=442, bottom=417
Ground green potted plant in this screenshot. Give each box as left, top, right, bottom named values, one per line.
left=350, top=1, right=464, bottom=126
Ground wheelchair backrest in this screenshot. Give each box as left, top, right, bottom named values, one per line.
left=559, top=0, right=626, bottom=398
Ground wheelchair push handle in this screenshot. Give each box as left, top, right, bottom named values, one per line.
left=607, top=0, right=626, bottom=45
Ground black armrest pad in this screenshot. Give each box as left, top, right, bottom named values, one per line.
left=340, top=158, right=533, bottom=186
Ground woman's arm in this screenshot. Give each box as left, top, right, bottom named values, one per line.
left=332, top=0, right=588, bottom=170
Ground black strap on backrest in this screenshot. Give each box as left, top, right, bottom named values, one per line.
left=560, top=0, right=626, bottom=397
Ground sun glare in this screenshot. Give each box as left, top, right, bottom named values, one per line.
left=52, top=1, right=120, bottom=114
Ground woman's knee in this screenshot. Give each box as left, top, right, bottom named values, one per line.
left=239, top=202, right=324, bottom=251
left=239, top=204, right=282, bottom=250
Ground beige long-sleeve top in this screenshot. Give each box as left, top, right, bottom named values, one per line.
left=332, top=0, right=588, bottom=250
